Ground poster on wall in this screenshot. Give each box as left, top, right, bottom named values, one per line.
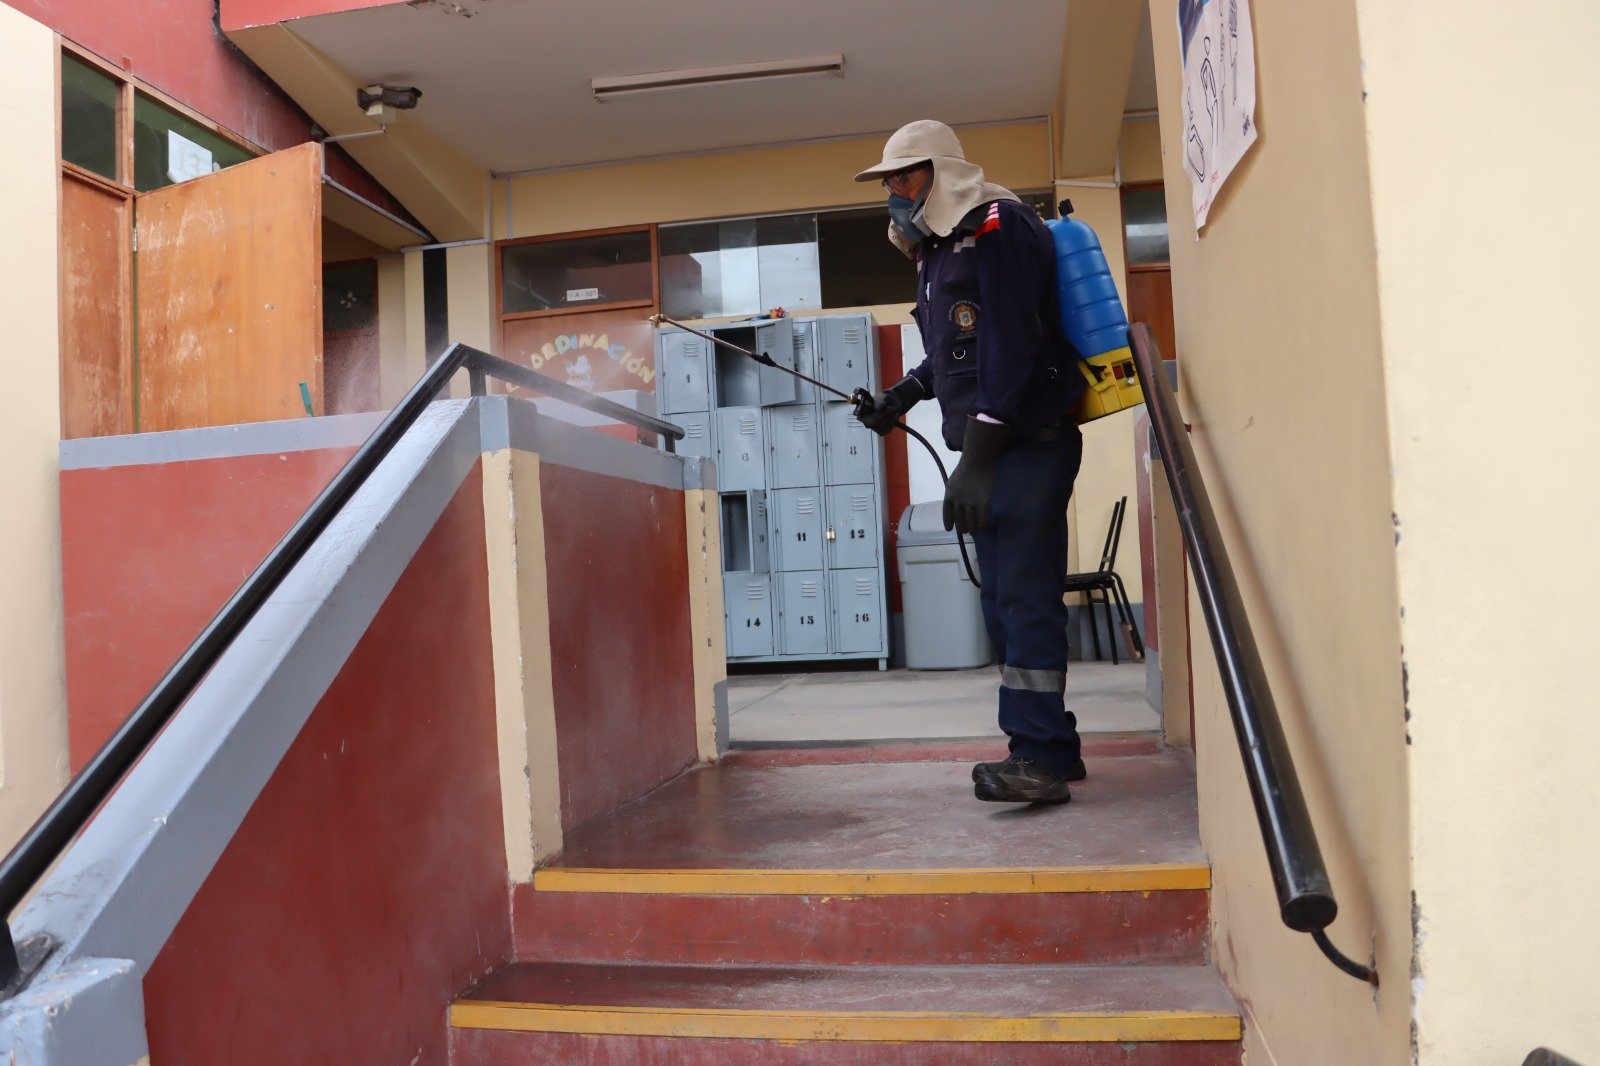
left=1178, top=0, right=1258, bottom=230
left=502, top=309, right=657, bottom=396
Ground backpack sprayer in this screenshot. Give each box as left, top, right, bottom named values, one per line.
left=648, top=313, right=984, bottom=588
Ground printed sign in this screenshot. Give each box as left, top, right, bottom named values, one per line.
left=503, top=308, right=657, bottom=395
left=1178, top=0, right=1258, bottom=229
left=566, top=287, right=600, bottom=302
left=166, top=129, right=215, bottom=184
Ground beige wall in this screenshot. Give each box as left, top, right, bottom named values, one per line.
left=1119, top=118, right=1164, bottom=184
left=1150, top=0, right=1410, bottom=1062
left=0, top=7, right=70, bottom=851
left=502, top=122, right=1052, bottom=237
left=375, top=255, right=413, bottom=407
left=1356, top=2, right=1600, bottom=1061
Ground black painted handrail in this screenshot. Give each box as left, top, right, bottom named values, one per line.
left=1129, top=323, right=1377, bottom=987
left=0, top=344, right=682, bottom=992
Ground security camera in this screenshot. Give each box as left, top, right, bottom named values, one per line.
left=357, top=85, right=422, bottom=124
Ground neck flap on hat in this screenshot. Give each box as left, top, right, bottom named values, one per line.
left=919, top=155, right=1020, bottom=237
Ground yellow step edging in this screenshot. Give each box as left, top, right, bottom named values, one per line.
left=532, top=863, right=1211, bottom=896
left=451, top=1001, right=1242, bottom=1043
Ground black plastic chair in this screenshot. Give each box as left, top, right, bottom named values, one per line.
left=1064, top=496, right=1145, bottom=664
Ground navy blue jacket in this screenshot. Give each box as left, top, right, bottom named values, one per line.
left=907, top=199, right=1085, bottom=451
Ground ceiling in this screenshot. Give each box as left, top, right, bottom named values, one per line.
left=286, top=0, right=1157, bottom=174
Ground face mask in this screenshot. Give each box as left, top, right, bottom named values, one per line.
left=887, top=193, right=930, bottom=246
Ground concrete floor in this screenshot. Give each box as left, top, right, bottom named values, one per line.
left=727, top=661, right=1157, bottom=745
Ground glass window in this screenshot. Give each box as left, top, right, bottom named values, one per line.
left=660, top=215, right=820, bottom=320
left=818, top=208, right=915, bottom=308
left=61, top=54, right=119, bottom=180
left=132, top=93, right=252, bottom=192
left=1122, top=185, right=1170, bottom=265
left=323, top=260, right=379, bottom=334
left=501, top=230, right=654, bottom=314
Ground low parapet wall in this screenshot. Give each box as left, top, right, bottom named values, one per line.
left=5, top=397, right=723, bottom=1064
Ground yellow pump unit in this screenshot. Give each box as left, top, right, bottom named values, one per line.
left=1075, top=345, right=1144, bottom=423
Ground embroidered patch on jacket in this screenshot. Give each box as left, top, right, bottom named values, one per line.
left=950, top=300, right=979, bottom=335
left=976, top=203, right=1002, bottom=237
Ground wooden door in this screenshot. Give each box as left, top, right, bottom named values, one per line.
left=1127, top=267, right=1177, bottom=362
left=135, top=142, right=323, bottom=431
left=60, top=168, right=135, bottom=438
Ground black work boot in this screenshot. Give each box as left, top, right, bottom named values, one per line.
left=972, top=757, right=1073, bottom=804
left=972, top=755, right=1086, bottom=784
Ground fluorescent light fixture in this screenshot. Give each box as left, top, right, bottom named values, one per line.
left=592, top=55, right=844, bottom=100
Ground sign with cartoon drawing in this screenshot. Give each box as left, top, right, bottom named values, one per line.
left=1178, top=0, right=1257, bottom=229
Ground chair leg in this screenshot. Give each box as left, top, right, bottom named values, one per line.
left=1099, top=588, right=1120, bottom=666
left=1111, top=574, right=1145, bottom=659
left=1084, top=595, right=1103, bottom=662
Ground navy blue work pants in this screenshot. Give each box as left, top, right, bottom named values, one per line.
left=970, top=425, right=1084, bottom=776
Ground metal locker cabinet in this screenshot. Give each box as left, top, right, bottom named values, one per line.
left=673, top=410, right=713, bottom=462
left=715, top=407, right=766, bottom=491
left=766, top=406, right=822, bottom=490
left=770, top=487, right=824, bottom=572
left=778, top=571, right=829, bottom=656
left=726, top=574, right=774, bottom=658
left=830, top=568, right=884, bottom=654
left=784, top=321, right=818, bottom=406
left=659, top=331, right=711, bottom=415
left=755, top=318, right=799, bottom=406
left=718, top=491, right=769, bottom=573
left=826, top=485, right=878, bottom=570
left=818, top=314, right=875, bottom=396
left=821, top=401, right=876, bottom=486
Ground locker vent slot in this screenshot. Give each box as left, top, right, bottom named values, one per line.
left=686, top=423, right=705, bottom=439
left=791, top=414, right=813, bottom=431
left=796, top=498, right=816, bottom=514
left=851, top=493, right=870, bottom=510
left=747, top=585, right=766, bottom=601
left=739, top=416, right=758, bottom=434
left=855, top=579, right=873, bottom=595
left=800, top=581, right=820, bottom=597
left=841, top=327, right=862, bottom=343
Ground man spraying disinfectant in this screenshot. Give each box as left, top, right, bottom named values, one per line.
left=854, top=119, right=1127, bottom=805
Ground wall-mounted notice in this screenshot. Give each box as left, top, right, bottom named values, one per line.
left=1178, top=0, right=1257, bottom=230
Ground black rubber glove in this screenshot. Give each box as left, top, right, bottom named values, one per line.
left=857, top=375, right=924, bottom=436
left=943, top=418, right=1013, bottom=534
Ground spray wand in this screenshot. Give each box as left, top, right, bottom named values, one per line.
left=649, top=313, right=981, bottom=588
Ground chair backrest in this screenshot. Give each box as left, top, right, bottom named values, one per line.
left=1096, top=496, right=1128, bottom=574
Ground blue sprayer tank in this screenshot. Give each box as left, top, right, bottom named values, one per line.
left=1044, top=200, right=1129, bottom=357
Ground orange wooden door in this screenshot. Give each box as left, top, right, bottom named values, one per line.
left=1127, top=267, right=1177, bottom=362
left=60, top=168, right=135, bottom=438
left=135, top=142, right=323, bottom=432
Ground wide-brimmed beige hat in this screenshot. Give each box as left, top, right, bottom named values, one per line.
left=852, top=119, right=966, bottom=182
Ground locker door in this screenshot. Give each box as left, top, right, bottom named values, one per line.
left=830, top=568, right=884, bottom=654
left=767, top=406, right=821, bottom=489
left=822, top=402, right=876, bottom=486
left=778, top=571, right=829, bottom=656
left=755, top=318, right=799, bottom=406
left=749, top=490, right=771, bottom=572
left=785, top=321, right=817, bottom=406
left=726, top=575, right=773, bottom=657
left=715, top=407, right=766, bottom=491
left=673, top=410, right=713, bottom=462
left=826, top=485, right=879, bottom=570
left=819, top=315, right=875, bottom=396
left=770, top=487, right=824, bottom=572
left=719, top=491, right=770, bottom=573
left=659, top=331, right=711, bottom=414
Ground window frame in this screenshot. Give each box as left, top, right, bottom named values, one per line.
left=495, top=224, right=661, bottom=323
left=57, top=38, right=263, bottom=193
left=1119, top=180, right=1172, bottom=273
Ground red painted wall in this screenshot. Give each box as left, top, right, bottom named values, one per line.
left=539, top=464, right=698, bottom=833
left=222, top=0, right=400, bottom=32
left=60, top=447, right=356, bottom=770
left=144, top=468, right=512, bottom=1064
left=877, top=325, right=910, bottom=615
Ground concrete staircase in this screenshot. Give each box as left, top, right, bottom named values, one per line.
left=448, top=738, right=1241, bottom=1064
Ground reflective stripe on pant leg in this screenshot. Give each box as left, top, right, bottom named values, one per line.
left=1000, top=665, right=1067, bottom=693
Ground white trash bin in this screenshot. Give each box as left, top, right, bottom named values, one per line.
left=896, top=502, right=993, bottom=670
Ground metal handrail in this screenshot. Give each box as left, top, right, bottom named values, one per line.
left=0, top=344, right=683, bottom=992
left=1129, top=323, right=1377, bottom=987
